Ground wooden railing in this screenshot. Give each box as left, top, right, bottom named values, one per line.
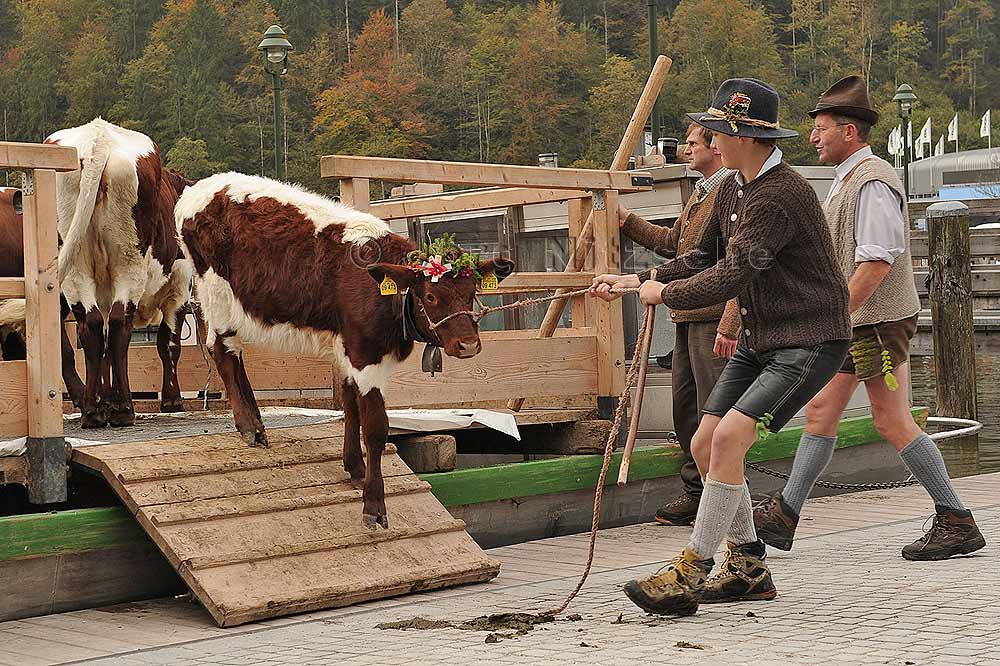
left=0, top=141, right=78, bottom=503
left=323, top=156, right=653, bottom=415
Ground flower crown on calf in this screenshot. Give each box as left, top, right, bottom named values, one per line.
left=406, top=233, right=482, bottom=282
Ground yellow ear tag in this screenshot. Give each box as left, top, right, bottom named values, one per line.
left=481, top=272, right=499, bottom=291
left=380, top=275, right=398, bottom=296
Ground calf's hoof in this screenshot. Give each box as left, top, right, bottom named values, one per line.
left=160, top=398, right=185, bottom=413
left=363, top=512, right=389, bottom=530
left=108, top=406, right=135, bottom=428
left=241, top=429, right=269, bottom=448
left=81, top=410, right=107, bottom=429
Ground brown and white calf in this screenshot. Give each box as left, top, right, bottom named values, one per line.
left=46, top=118, right=193, bottom=427
left=176, top=172, right=512, bottom=529
left=0, top=187, right=86, bottom=402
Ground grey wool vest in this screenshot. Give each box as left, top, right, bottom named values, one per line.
left=824, top=155, right=921, bottom=327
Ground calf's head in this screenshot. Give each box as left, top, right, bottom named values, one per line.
left=368, top=243, right=513, bottom=359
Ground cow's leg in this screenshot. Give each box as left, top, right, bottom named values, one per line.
left=106, top=301, right=136, bottom=427
left=340, top=380, right=365, bottom=488
left=358, top=387, right=389, bottom=530
left=157, top=309, right=185, bottom=413
left=210, top=334, right=267, bottom=447
left=60, top=296, right=84, bottom=408
left=73, top=303, right=107, bottom=429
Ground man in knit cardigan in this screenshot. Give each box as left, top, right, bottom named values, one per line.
left=754, top=75, right=986, bottom=561
left=618, top=121, right=740, bottom=527
left=592, top=78, right=852, bottom=616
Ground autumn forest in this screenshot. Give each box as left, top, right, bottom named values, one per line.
left=2, top=0, right=997, bottom=194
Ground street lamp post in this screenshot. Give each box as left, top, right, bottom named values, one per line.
left=258, top=25, right=293, bottom=181
left=893, top=83, right=917, bottom=203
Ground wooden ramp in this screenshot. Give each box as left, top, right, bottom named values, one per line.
left=71, top=422, right=501, bottom=627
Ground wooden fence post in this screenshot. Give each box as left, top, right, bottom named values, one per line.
left=21, top=168, right=66, bottom=504
left=926, top=201, right=977, bottom=420
left=340, top=178, right=371, bottom=212
left=591, top=189, right=626, bottom=424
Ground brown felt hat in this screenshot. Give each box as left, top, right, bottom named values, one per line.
left=808, top=75, right=879, bottom=126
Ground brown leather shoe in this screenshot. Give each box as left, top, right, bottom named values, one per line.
left=623, top=547, right=713, bottom=616
left=753, top=494, right=799, bottom=551
left=655, top=493, right=700, bottom=526
left=902, top=506, right=987, bottom=561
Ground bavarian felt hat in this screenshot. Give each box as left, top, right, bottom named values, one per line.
left=687, top=78, right=798, bottom=139
left=808, top=75, right=879, bottom=125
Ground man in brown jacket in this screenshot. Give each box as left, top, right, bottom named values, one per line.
left=618, top=122, right=740, bottom=526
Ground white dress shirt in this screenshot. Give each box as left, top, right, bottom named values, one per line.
left=824, top=146, right=905, bottom=264
left=734, top=147, right=784, bottom=186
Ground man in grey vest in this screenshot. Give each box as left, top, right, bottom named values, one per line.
left=754, top=76, right=986, bottom=561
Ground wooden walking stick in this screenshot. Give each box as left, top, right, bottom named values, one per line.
left=508, top=54, right=672, bottom=412
left=618, top=304, right=655, bottom=486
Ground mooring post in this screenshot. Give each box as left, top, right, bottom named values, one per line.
left=926, top=201, right=977, bottom=420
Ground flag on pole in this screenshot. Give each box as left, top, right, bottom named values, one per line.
left=948, top=113, right=959, bottom=141
left=935, top=135, right=945, bottom=156
left=915, top=117, right=931, bottom=159
left=907, top=121, right=913, bottom=159
left=981, top=110, right=991, bottom=138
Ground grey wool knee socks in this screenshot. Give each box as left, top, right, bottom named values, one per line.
left=899, top=433, right=965, bottom=511
left=688, top=478, right=746, bottom=559
left=727, top=481, right=758, bottom=546
left=781, top=432, right=837, bottom=514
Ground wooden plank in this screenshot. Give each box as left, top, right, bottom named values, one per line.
left=0, top=277, right=24, bottom=297
left=915, top=268, right=1000, bottom=295
left=0, top=507, right=147, bottom=562
left=592, top=190, right=625, bottom=396
left=144, top=475, right=430, bottom=526
left=339, top=177, right=370, bottom=213
left=911, top=230, right=1000, bottom=259
left=421, top=408, right=929, bottom=506
left=123, top=456, right=413, bottom=507
left=22, top=170, right=63, bottom=439
left=74, top=343, right=222, bottom=394
left=370, top=187, right=589, bottom=220
left=158, top=497, right=464, bottom=570
left=321, top=155, right=651, bottom=192
left=88, top=328, right=598, bottom=403
left=485, top=271, right=594, bottom=293
left=0, top=359, right=28, bottom=438
left=192, top=530, right=498, bottom=626
left=385, top=334, right=597, bottom=407
left=0, top=142, right=77, bottom=171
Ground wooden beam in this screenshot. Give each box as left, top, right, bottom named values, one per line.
left=592, top=190, right=625, bottom=397
left=370, top=187, right=590, bottom=220
left=22, top=170, right=63, bottom=441
left=0, top=359, right=28, bottom=438
left=321, top=155, right=652, bottom=193
left=0, top=277, right=24, bottom=298
left=0, top=142, right=77, bottom=172
left=484, top=271, right=594, bottom=295
left=339, top=178, right=370, bottom=213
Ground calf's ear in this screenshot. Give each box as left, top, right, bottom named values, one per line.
left=367, top=263, right=420, bottom=291
left=479, top=258, right=515, bottom=283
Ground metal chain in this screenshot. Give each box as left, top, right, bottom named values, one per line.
left=745, top=461, right=921, bottom=490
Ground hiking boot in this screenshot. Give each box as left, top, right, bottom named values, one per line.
left=902, top=506, right=987, bottom=561
left=700, top=541, right=778, bottom=604
left=655, top=493, right=700, bottom=526
left=622, top=547, right=713, bottom=616
left=753, top=494, right=799, bottom=551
